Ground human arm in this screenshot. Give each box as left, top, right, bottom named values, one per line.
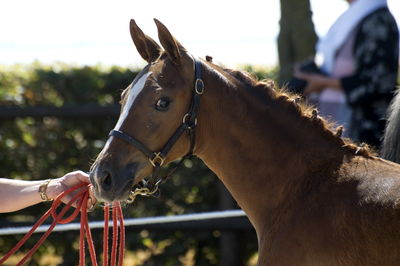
left=0, top=171, right=91, bottom=213
left=294, top=9, right=398, bottom=101
left=293, top=71, right=342, bottom=96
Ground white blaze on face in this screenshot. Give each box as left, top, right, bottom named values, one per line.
left=114, top=71, right=152, bottom=130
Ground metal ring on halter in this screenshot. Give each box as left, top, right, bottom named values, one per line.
left=182, top=113, right=197, bottom=126
left=195, top=79, right=204, bottom=95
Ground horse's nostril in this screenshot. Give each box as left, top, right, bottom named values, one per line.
left=101, top=171, right=112, bottom=191
left=104, top=174, right=111, bottom=186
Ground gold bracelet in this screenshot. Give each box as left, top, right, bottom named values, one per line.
left=38, top=179, right=53, bottom=201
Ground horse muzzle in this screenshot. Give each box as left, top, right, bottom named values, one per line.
left=90, top=162, right=139, bottom=202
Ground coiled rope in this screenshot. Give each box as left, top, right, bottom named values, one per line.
left=0, top=182, right=125, bottom=266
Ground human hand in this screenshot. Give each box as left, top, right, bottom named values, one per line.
left=293, top=70, right=327, bottom=96
left=47, top=171, right=96, bottom=209
left=294, top=69, right=342, bottom=97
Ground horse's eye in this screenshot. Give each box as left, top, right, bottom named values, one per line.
left=155, top=97, right=170, bottom=111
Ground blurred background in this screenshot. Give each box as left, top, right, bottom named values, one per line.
left=1, top=0, right=398, bottom=67
left=0, top=0, right=399, bottom=265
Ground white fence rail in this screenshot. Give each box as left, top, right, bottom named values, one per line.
left=0, top=210, right=247, bottom=236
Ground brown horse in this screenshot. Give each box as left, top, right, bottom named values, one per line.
left=90, top=19, right=400, bottom=265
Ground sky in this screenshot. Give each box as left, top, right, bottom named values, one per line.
left=0, top=0, right=399, bottom=68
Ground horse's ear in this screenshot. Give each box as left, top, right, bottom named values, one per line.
left=154, top=19, right=185, bottom=64
left=130, top=19, right=162, bottom=63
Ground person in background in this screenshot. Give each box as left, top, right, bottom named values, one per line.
left=0, top=171, right=93, bottom=213
left=294, top=0, right=399, bottom=148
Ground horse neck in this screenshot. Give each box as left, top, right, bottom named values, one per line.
left=194, top=64, right=345, bottom=231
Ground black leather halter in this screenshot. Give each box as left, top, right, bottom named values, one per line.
left=108, top=57, right=204, bottom=193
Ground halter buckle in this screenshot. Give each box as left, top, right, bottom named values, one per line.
left=149, top=152, right=166, bottom=167
left=195, top=79, right=204, bottom=95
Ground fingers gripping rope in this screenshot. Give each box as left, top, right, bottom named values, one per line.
left=0, top=183, right=125, bottom=266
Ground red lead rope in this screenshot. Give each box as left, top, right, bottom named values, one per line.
left=0, top=182, right=125, bottom=266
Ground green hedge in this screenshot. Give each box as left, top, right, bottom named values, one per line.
left=0, top=63, right=275, bottom=265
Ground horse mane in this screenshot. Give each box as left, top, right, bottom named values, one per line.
left=220, top=66, right=375, bottom=158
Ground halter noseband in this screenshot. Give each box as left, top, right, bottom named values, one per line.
left=108, top=57, right=204, bottom=202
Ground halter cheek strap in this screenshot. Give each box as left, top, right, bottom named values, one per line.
left=108, top=56, right=204, bottom=199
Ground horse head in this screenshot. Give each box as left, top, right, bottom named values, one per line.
left=90, top=19, right=203, bottom=202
